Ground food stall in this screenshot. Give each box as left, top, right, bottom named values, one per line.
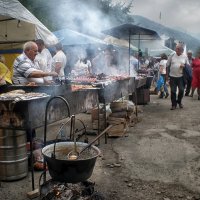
left=0, top=84, right=99, bottom=190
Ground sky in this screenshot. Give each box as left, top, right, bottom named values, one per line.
left=115, top=0, right=200, bottom=36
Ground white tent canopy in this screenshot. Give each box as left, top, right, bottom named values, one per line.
left=131, top=39, right=174, bottom=57
left=104, top=36, right=138, bottom=51
left=0, top=0, right=58, bottom=50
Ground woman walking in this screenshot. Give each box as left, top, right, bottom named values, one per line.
left=190, top=49, right=200, bottom=99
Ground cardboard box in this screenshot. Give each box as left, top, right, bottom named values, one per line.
left=107, top=124, right=126, bottom=137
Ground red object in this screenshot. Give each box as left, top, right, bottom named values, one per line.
left=192, top=58, right=200, bottom=88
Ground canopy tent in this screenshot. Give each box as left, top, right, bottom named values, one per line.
left=53, top=28, right=139, bottom=52
left=137, top=39, right=174, bottom=57
left=102, top=23, right=160, bottom=40
left=53, top=28, right=106, bottom=46
left=148, top=46, right=174, bottom=57
left=103, top=36, right=138, bottom=51
left=102, top=23, right=160, bottom=74
left=0, top=0, right=58, bottom=50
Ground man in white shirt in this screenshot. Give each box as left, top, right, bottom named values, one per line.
left=166, top=43, right=189, bottom=110
left=13, top=41, right=58, bottom=85
left=52, top=43, right=67, bottom=77
left=35, top=39, right=53, bottom=82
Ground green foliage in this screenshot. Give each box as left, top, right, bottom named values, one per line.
left=18, top=0, right=134, bottom=31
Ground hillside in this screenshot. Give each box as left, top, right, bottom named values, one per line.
left=131, top=15, right=200, bottom=52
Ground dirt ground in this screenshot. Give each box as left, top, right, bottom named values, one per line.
left=1, top=92, right=200, bottom=200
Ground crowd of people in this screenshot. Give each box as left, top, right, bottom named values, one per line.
left=1, top=40, right=200, bottom=110
left=153, top=42, right=200, bottom=110
left=12, top=40, right=67, bottom=85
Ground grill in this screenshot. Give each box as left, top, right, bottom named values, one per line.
left=0, top=84, right=99, bottom=191
left=0, top=85, right=99, bottom=120
left=0, top=77, right=147, bottom=190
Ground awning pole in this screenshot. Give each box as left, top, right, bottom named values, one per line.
left=129, top=31, right=131, bottom=75
left=138, top=33, right=141, bottom=70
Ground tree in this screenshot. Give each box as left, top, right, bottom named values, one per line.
left=18, top=0, right=134, bottom=32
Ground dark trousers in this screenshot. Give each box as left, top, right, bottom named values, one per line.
left=169, top=76, right=185, bottom=106
left=185, top=78, right=192, bottom=95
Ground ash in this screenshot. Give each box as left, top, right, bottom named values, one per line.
left=41, top=181, right=105, bottom=200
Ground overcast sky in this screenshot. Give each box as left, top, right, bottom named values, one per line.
left=123, top=0, right=200, bottom=36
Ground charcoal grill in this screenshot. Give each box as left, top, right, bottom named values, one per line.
left=1, top=84, right=99, bottom=115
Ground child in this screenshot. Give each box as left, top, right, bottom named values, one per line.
left=156, top=75, right=165, bottom=98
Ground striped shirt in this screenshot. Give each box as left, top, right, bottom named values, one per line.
left=12, top=53, right=44, bottom=84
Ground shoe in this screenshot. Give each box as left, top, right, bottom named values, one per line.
left=189, top=94, right=193, bottom=97
left=198, top=96, right=200, bottom=100
left=170, top=106, right=176, bottom=110
left=165, top=93, right=169, bottom=98
left=185, top=93, right=189, bottom=96
left=179, top=104, right=183, bottom=108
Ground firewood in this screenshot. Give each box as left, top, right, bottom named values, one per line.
left=27, top=189, right=39, bottom=199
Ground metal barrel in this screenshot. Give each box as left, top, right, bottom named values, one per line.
left=0, top=129, right=28, bottom=181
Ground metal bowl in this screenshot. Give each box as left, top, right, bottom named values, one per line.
left=42, top=142, right=101, bottom=183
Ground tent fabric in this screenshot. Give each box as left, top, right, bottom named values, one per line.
left=102, top=23, right=174, bottom=57
left=53, top=28, right=138, bottom=51
left=134, top=39, right=174, bottom=56
left=53, top=28, right=106, bottom=46
left=103, top=36, right=138, bottom=51
left=102, top=23, right=161, bottom=40
left=0, top=0, right=58, bottom=49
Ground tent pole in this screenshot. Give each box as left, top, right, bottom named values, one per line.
left=135, top=33, right=141, bottom=120
left=129, top=31, right=131, bottom=75
left=138, top=33, right=141, bottom=70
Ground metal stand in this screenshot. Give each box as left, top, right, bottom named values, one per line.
left=134, top=77, right=139, bottom=119
left=43, top=96, right=71, bottom=183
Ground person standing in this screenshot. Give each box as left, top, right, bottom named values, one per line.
left=130, top=52, right=140, bottom=76
left=185, top=50, right=194, bottom=96
left=0, top=55, right=12, bottom=85
left=52, top=42, right=67, bottom=77
left=35, top=39, right=53, bottom=82
left=190, top=49, right=200, bottom=99
left=159, top=53, right=169, bottom=98
left=166, top=43, right=189, bottom=110
left=12, top=41, right=57, bottom=85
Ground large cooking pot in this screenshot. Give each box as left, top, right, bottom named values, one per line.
left=42, top=142, right=101, bottom=183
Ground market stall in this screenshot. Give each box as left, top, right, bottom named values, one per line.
left=0, top=84, right=99, bottom=190
left=102, top=23, right=160, bottom=74
left=0, top=0, right=58, bottom=72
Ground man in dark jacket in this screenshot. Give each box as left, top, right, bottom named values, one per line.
left=185, top=50, right=194, bottom=96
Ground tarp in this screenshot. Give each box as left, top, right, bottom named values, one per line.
left=53, top=28, right=106, bottom=46
left=102, top=23, right=161, bottom=74
left=0, top=0, right=58, bottom=50
left=136, top=39, right=174, bottom=56
left=103, top=36, right=138, bottom=51
left=102, top=23, right=160, bottom=40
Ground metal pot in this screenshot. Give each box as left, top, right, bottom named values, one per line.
left=42, top=142, right=101, bottom=183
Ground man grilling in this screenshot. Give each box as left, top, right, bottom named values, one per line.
left=35, top=39, right=53, bottom=82
left=12, top=41, right=58, bottom=85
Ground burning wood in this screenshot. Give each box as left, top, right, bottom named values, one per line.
left=40, top=180, right=105, bottom=200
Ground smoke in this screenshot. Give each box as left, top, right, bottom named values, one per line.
left=55, top=0, right=112, bottom=36
left=48, top=0, right=137, bottom=77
